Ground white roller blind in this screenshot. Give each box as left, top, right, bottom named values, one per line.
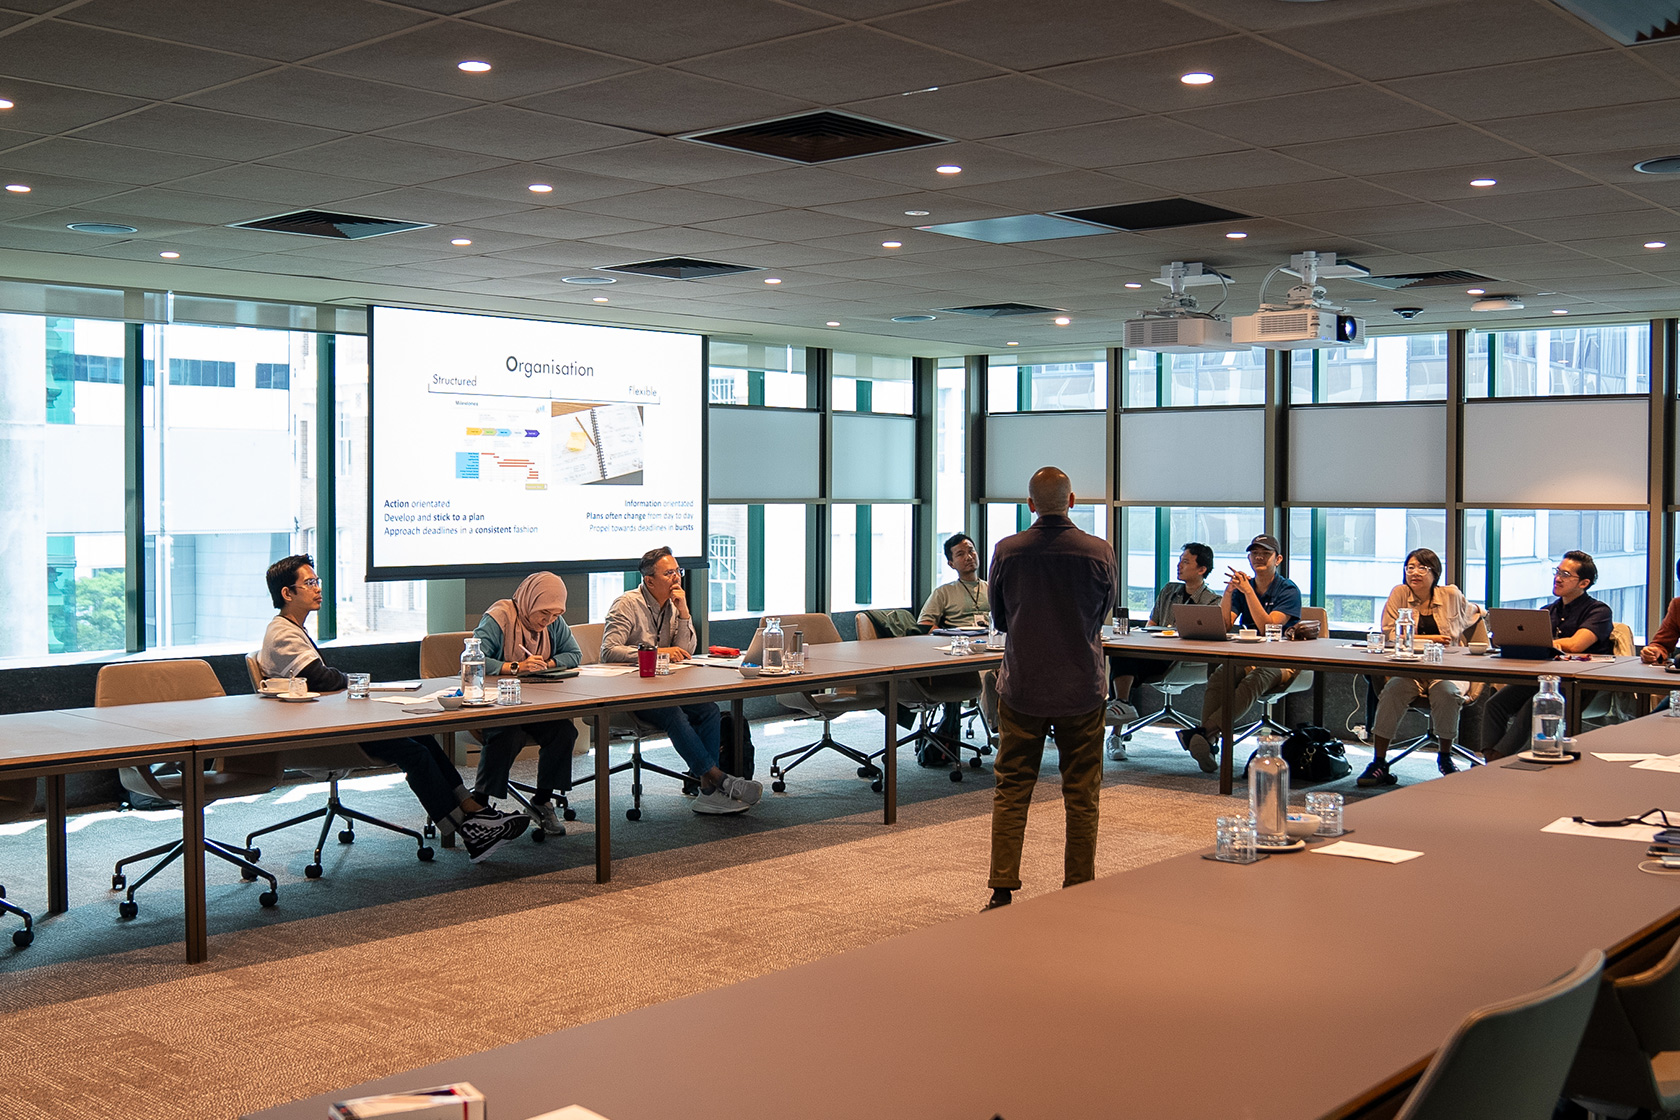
left=1464, top=399, right=1646, bottom=505
left=1119, top=409, right=1263, bottom=503
left=985, top=411, right=1108, bottom=501
left=1291, top=404, right=1446, bottom=504
left=832, top=413, right=915, bottom=500
left=708, top=407, right=820, bottom=500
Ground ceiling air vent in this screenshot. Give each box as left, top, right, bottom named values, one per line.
left=1548, top=1, right=1680, bottom=44
left=1055, top=199, right=1250, bottom=232
left=1351, top=270, right=1497, bottom=290
left=230, top=209, right=432, bottom=240
left=936, top=303, right=1064, bottom=317
left=597, top=257, right=763, bottom=280
left=686, top=111, right=947, bottom=164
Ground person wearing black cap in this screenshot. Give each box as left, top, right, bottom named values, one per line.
left=1176, top=534, right=1302, bottom=773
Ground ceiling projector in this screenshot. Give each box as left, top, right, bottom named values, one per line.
left=1232, top=251, right=1366, bottom=350
left=1122, top=261, right=1236, bottom=353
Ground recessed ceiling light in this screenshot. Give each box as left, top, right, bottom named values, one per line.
left=67, top=222, right=138, bottom=235
left=1552, top=308, right=1569, bottom=315
left=1225, top=231, right=1248, bottom=239
left=1124, top=281, right=1143, bottom=289
left=1053, top=316, right=1071, bottom=326
left=0, top=99, right=13, bottom=110
left=905, top=210, right=929, bottom=216
left=1180, top=72, right=1215, bottom=86
left=881, top=240, right=903, bottom=248
left=764, top=277, right=782, bottom=284
left=1634, top=156, right=1680, bottom=175
left=935, top=165, right=962, bottom=175
left=5, top=184, right=28, bottom=193
left=1006, top=341, right=1019, bottom=346
left=528, top=183, right=553, bottom=193
left=450, top=238, right=472, bottom=246
left=1466, top=288, right=1486, bottom=295
left=1646, top=240, right=1667, bottom=249
left=457, top=60, right=491, bottom=73
left=159, top=251, right=179, bottom=259
left=1470, top=178, right=1497, bottom=187
left=593, top=296, right=609, bottom=303
left=560, top=275, right=615, bottom=285
left=826, top=321, right=840, bottom=327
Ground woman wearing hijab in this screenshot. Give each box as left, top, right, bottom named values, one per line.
left=472, top=571, right=583, bottom=835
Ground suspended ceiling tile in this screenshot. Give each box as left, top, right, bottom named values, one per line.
left=403, top=256, right=561, bottom=280
left=838, top=143, right=1063, bottom=190
left=75, top=104, right=345, bottom=163
left=0, top=21, right=273, bottom=99
left=167, top=163, right=382, bottom=207
left=1383, top=51, right=1679, bottom=121
left=1367, top=158, right=1599, bottom=202
left=84, top=240, right=255, bottom=264
left=0, top=171, right=125, bottom=209
left=377, top=106, right=644, bottom=163
left=60, top=0, right=429, bottom=62
left=945, top=170, right=1161, bottom=212
left=580, top=225, right=771, bottom=254
left=548, top=139, right=779, bottom=188
left=1172, top=86, right=1448, bottom=148
left=0, top=137, right=226, bottom=186
left=514, top=69, right=814, bottom=136
left=1280, top=124, right=1529, bottom=176
left=0, top=77, right=146, bottom=135
left=694, top=208, right=891, bottom=242
left=809, top=191, right=1018, bottom=225
left=1373, top=224, right=1548, bottom=254
left=1511, top=209, right=1679, bottom=241
left=425, top=163, right=639, bottom=206
left=263, top=136, right=510, bottom=188
left=695, top=166, right=908, bottom=209
left=1551, top=147, right=1679, bottom=186
left=874, top=0, right=1224, bottom=71
left=183, top=70, right=477, bottom=132
left=1484, top=100, right=1680, bottom=155
left=722, top=242, right=872, bottom=268
left=467, top=0, right=840, bottom=65
left=991, top=115, right=1241, bottom=165
left=462, top=210, right=663, bottom=243
left=674, top=26, right=1005, bottom=105
left=1040, top=35, right=1349, bottom=114
left=568, top=185, right=781, bottom=224
left=1197, top=178, right=1415, bottom=217
left=75, top=187, right=270, bottom=225
left=1299, top=202, right=1474, bottom=237
left=1447, top=184, right=1654, bottom=223
left=845, top=77, right=1132, bottom=142
left=326, top=186, right=538, bottom=224
left=312, top=21, right=638, bottom=100
left=0, top=224, right=132, bottom=251
left=1110, top=148, right=1335, bottom=193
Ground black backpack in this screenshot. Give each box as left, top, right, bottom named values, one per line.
left=718, top=712, right=755, bottom=780
left=1243, top=724, right=1352, bottom=784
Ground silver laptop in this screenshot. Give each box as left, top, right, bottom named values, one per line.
left=1173, top=603, right=1232, bottom=641
left=1487, top=608, right=1558, bottom=659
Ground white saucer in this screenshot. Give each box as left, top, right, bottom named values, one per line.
left=1516, top=750, right=1575, bottom=764
left=277, top=692, right=320, bottom=702
left=1254, top=838, right=1307, bottom=852
left=1235, top=635, right=1263, bottom=643
left=1388, top=653, right=1423, bottom=662
left=459, top=698, right=498, bottom=708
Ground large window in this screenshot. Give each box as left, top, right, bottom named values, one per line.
left=1465, top=508, right=1647, bottom=642
left=831, top=503, right=911, bottom=611
left=1292, top=335, right=1449, bottom=403
left=1287, top=507, right=1446, bottom=630
left=985, top=503, right=1107, bottom=570
left=988, top=349, right=1107, bottom=412
left=1165, top=348, right=1267, bottom=406
left=708, top=503, right=808, bottom=620
left=708, top=340, right=807, bottom=408
left=1120, top=506, right=1265, bottom=615
left=833, top=352, right=912, bottom=414
left=1468, top=325, right=1649, bottom=398
left=933, top=357, right=967, bottom=578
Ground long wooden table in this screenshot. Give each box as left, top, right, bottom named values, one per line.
left=0, top=636, right=998, bottom=963
left=1103, top=630, right=1626, bottom=794
left=244, top=712, right=1680, bottom=1120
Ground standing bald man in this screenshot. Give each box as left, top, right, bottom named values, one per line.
left=983, top=466, right=1118, bottom=910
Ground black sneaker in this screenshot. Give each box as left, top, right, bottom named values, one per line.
left=982, top=888, right=1012, bottom=912
left=1356, top=761, right=1397, bottom=788
left=458, top=810, right=529, bottom=862
left=1436, top=749, right=1459, bottom=775
left=1177, top=726, right=1217, bottom=773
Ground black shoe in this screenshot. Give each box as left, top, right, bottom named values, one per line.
left=1356, top=761, right=1396, bottom=788
left=1177, top=726, right=1217, bottom=773
left=982, top=888, right=1012, bottom=912
left=918, top=747, right=948, bottom=768
left=1436, top=749, right=1458, bottom=775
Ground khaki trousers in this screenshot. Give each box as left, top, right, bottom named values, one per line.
left=988, top=698, right=1105, bottom=891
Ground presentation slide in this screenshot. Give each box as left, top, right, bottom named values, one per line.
left=368, top=306, right=703, bottom=577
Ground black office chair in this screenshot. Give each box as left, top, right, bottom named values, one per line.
left=745, top=613, right=886, bottom=793
left=0, top=777, right=36, bottom=947
left=856, top=613, right=987, bottom=784
left=570, top=622, right=699, bottom=821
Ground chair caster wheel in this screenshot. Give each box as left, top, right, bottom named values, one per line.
left=531, top=829, right=546, bottom=843
left=950, top=769, right=963, bottom=783
left=259, top=890, right=278, bottom=908
left=871, top=780, right=883, bottom=793
left=771, top=780, right=786, bottom=793
left=12, top=928, right=31, bottom=948
left=969, top=757, right=983, bottom=769
left=562, top=808, right=577, bottom=821
left=980, top=745, right=993, bottom=756
left=118, top=900, right=138, bottom=920
left=417, top=846, right=434, bottom=862
left=111, top=874, right=125, bottom=891
left=240, top=866, right=258, bottom=881
left=626, top=808, right=642, bottom=821
left=305, top=864, right=323, bottom=879
left=338, top=830, right=355, bottom=844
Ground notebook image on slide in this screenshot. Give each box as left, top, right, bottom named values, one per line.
left=1172, top=603, right=1232, bottom=641
left=552, top=401, right=645, bottom=485
left=1487, top=608, right=1558, bottom=660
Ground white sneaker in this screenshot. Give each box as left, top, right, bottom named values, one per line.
left=691, top=789, right=750, bottom=815
left=525, top=800, right=566, bottom=835
left=1106, top=732, right=1128, bottom=762
left=1105, top=699, right=1139, bottom=725
left=719, top=774, right=763, bottom=805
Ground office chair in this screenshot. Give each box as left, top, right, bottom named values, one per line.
left=419, top=632, right=579, bottom=840
left=1580, top=622, right=1636, bottom=729
left=97, top=659, right=282, bottom=919
left=743, top=613, right=885, bottom=793
left=240, top=654, right=435, bottom=874
left=1394, top=949, right=1602, bottom=1120
left=1111, top=661, right=1208, bottom=751
left=1380, top=616, right=1488, bottom=771
left=856, top=613, right=985, bottom=784
left=570, top=622, right=699, bottom=821
left=1567, top=930, right=1680, bottom=1117
left=1231, top=606, right=1328, bottom=747
left=0, top=778, right=36, bottom=947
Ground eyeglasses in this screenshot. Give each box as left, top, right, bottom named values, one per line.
left=295, top=577, right=321, bottom=589
left=1552, top=567, right=1581, bottom=581
left=1573, top=808, right=1671, bottom=829
left=1404, top=563, right=1433, bottom=573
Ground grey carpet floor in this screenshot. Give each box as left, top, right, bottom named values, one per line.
left=0, top=715, right=1430, bottom=1120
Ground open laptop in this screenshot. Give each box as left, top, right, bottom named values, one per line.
left=1486, top=608, right=1558, bottom=660
left=1173, top=603, right=1232, bottom=641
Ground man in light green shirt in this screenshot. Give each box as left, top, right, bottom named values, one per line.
left=918, top=533, right=997, bottom=758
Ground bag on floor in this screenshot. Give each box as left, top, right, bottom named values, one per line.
left=1280, top=724, right=1352, bottom=783
left=718, top=712, right=755, bottom=780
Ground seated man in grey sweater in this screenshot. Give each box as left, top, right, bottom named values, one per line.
left=258, top=554, right=527, bottom=862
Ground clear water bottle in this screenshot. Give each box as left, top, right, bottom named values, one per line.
left=1250, top=735, right=1290, bottom=846
left=762, top=616, right=784, bottom=672
left=1395, top=608, right=1416, bottom=657
left=460, top=636, right=485, bottom=701
left=1531, top=674, right=1566, bottom=756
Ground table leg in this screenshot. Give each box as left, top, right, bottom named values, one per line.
left=1219, top=658, right=1236, bottom=797
left=45, top=774, right=67, bottom=914
left=727, top=698, right=745, bottom=775
left=1565, top=681, right=1582, bottom=737
left=182, top=752, right=207, bottom=964
left=883, top=677, right=897, bottom=825
left=594, top=713, right=611, bottom=885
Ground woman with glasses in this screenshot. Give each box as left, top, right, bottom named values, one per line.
left=1356, top=548, right=1482, bottom=788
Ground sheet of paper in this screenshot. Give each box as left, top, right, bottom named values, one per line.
left=1540, top=816, right=1674, bottom=843
left=577, top=664, right=636, bottom=676
left=1593, top=752, right=1672, bottom=762
left=1631, top=757, right=1680, bottom=774
left=527, top=1107, right=613, bottom=1120
left=685, top=655, right=742, bottom=667
left=379, top=687, right=458, bottom=705
left=1310, top=840, right=1423, bottom=864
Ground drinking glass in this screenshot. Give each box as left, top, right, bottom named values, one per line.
left=1667, top=690, right=1680, bottom=717
left=1265, top=623, right=1282, bottom=642
left=655, top=651, right=672, bottom=676
left=1366, top=628, right=1383, bottom=654
left=1423, top=643, right=1444, bottom=665
left=498, top=678, right=521, bottom=706
left=347, top=672, right=371, bottom=699
left=288, top=677, right=307, bottom=697
left=1215, top=816, right=1258, bottom=863
left=1305, top=792, right=1343, bottom=836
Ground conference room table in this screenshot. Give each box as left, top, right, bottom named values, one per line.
left=1102, top=628, right=1627, bottom=794
left=246, top=709, right=1680, bottom=1120
left=0, top=635, right=999, bottom=964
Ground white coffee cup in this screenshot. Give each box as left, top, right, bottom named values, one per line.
left=1238, top=628, right=1257, bottom=639
left=260, top=678, right=290, bottom=694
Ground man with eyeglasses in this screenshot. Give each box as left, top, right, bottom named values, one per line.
left=257, top=554, right=529, bottom=862
left=917, top=532, right=999, bottom=763
left=1105, top=542, right=1219, bottom=760
left=602, top=546, right=763, bottom=814
left=1480, top=550, right=1613, bottom=760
